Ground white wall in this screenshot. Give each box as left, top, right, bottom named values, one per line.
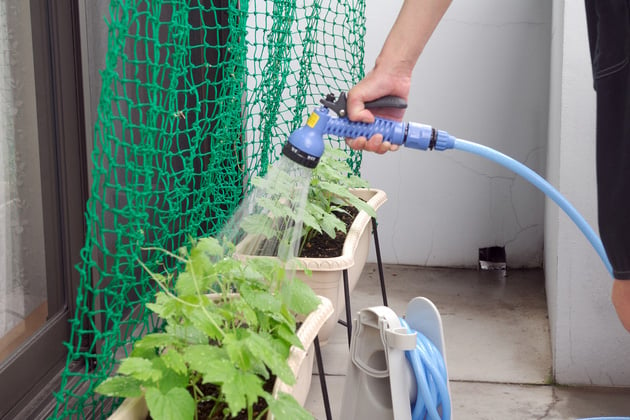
left=78, top=0, right=630, bottom=386
left=361, top=0, right=630, bottom=387
left=546, top=0, right=630, bottom=386
left=362, top=0, right=551, bottom=268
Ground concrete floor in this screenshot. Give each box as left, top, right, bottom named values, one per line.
left=304, top=263, right=630, bottom=419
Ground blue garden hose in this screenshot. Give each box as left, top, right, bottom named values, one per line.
left=399, top=317, right=451, bottom=420
left=283, top=97, right=614, bottom=276
left=452, top=138, right=613, bottom=275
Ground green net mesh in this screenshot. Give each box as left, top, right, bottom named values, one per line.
left=51, top=1, right=365, bottom=418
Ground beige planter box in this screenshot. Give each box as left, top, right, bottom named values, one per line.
left=107, top=295, right=334, bottom=420
left=295, top=188, right=387, bottom=344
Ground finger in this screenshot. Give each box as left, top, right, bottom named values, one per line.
left=350, top=108, right=376, bottom=123
left=378, top=141, right=397, bottom=154
left=347, top=91, right=376, bottom=123
left=346, top=136, right=368, bottom=151
left=364, top=134, right=384, bottom=152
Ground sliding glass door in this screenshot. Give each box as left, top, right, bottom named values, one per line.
left=0, top=1, right=87, bottom=417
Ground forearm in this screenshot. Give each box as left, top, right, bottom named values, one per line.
left=345, top=0, right=452, bottom=147
left=375, top=0, right=452, bottom=76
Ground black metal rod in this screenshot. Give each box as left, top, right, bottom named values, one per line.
left=314, top=336, right=333, bottom=420
left=343, top=269, right=352, bottom=347
left=372, top=218, right=388, bottom=306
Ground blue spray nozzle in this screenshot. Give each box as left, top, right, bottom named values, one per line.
left=282, top=99, right=456, bottom=168
left=283, top=108, right=329, bottom=168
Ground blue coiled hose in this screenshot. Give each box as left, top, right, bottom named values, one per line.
left=399, top=318, right=451, bottom=420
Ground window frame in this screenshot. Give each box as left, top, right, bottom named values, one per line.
left=0, top=0, right=87, bottom=417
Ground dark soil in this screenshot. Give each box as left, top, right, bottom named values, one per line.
left=147, top=376, right=275, bottom=420
left=298, top=206, right=358, bottom=258
left=196, top=378, right=275, bottom=420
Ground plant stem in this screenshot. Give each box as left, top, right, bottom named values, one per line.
left=141, top=246, right=188, bottom=262
left=137, top=259, right=198, bottom=307
left=189, top=259, right=226, bottom=340
left=255, top=406, right=270, bottom=420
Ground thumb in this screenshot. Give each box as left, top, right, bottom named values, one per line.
left=346, top=92, right=376, bottom=123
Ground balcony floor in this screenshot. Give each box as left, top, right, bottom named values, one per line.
left=305, top=263, right=630, bottom=419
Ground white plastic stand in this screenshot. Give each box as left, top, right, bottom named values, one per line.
left=339, top=297, right=450, bottom=420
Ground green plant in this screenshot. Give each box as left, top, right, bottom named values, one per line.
left=300, top=146, right=375, bottom=252
left=240, top=146, right=376, bottom=256
left=95, top=237, right=320, bottom=420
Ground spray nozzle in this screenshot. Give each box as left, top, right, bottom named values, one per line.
left=282, top=92, right=456, bottom=168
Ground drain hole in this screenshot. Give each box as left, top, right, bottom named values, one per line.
left=478, top=246, right=506, bottom=274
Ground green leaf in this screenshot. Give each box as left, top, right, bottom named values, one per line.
left=244, top=257, right=283, bottom=282
left=257, top=196, right=297, bottom=220
left=183, top=345, right=234, bottom=383
left=165, top=324, right=208, bottom=345
left=221, top=299, right=259, bottom=329
left=194, top=237, right=224, bottom=258
left=184, top=305, right=224, bottom=340
left=147, top=271, right=169, bottom=287
left=174, top=271, right=196, bottom=297
left=318, top=181, right=353, bottom=198
left=245, top=332, right=295, bottom=385
left=160, top=350, right=187, bottom=375
left=145, top=386, right=195, bottom=420
left=146, top=292, right=180, bottom=321
left=221, top=370, right=265, bottom=416
left=94, top=376, right=143, bottom=398
left=187, top=240, right=220, bottom=287
left=152, top=356, right=189, bottom=392
left=300, top=206, right=322, bottom=233
left=275, top=322, right=302, bottom=350
left=267, top=392, right=314, bottom=420
left=239, top=214, right=275, bottom=238
left=118, top=357, right=162, bottom=382
left=343, top=193, right=376, bottom=218
left=240, top=284, right=282, bottom=313
left=282, top=279, right=320, bottom=315
left=130, top=345, right=159, bottom=360
left=320, top=212, right=346, bottom=239
left=133, top=333, right=181, bottom=351
left=145, top=295, right=168, bottom=319
left=223, top=330, right=250, bottom=369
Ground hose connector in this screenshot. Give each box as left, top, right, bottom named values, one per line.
left=434, top=129, right=455, bottom=151
left=404, top=123, right=455, bottom=151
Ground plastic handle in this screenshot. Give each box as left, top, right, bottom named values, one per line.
left=364, top=96, right=408, bottom=110
left=324, top=95, right=407, bottom=143
left=324, top=115, right=407, bottom=145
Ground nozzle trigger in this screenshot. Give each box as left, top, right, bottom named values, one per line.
left=320, top=92, right=349, bottom=117
left=364, top=96, right=408, bottom=110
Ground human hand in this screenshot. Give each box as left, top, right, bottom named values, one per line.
left=345, top=67, right=412, bottom=154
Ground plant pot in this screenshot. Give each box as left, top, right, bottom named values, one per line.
left=106, top=295, right=334, bottom=420
left=295, top=188, right=387, bottom=344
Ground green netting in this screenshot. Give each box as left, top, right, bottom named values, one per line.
left=51, top=1, right=365, bottom=418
